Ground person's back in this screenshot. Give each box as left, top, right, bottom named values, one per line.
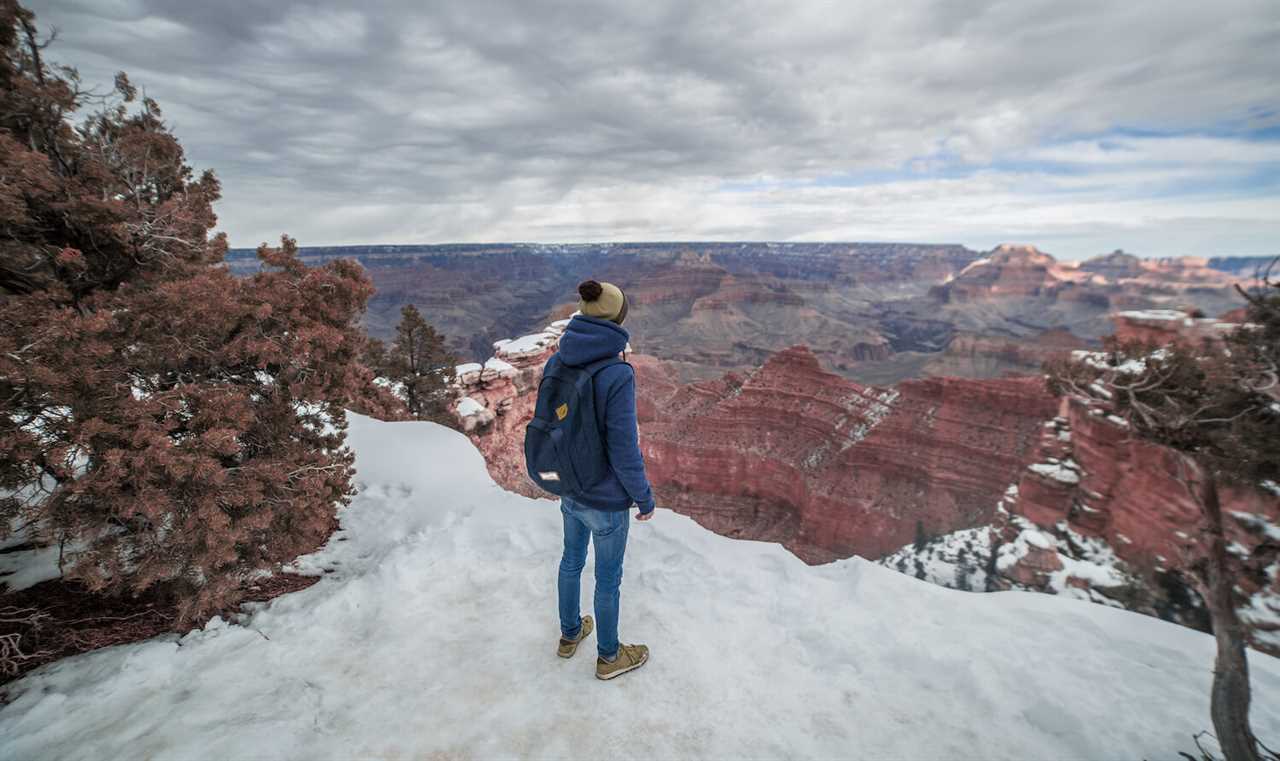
left=539, top=280, right=654, bottom=681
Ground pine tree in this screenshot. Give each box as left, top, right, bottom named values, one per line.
left=913, top=519, right=929, bottom=552
left=0, top=3, right=388, bottom=622
left=385, top=304, right=457, bottom=423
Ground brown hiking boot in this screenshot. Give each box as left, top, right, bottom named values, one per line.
left=596, top=643, right=649, bottom=680
left=557, top=616, right=594, bottom=658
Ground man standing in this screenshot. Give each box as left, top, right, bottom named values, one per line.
left=530, top=280, right=654, bottom=680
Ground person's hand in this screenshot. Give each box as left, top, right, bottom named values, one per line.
left=636, top=509, right=654, bottom=521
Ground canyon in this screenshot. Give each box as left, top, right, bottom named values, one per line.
left=450, top=289, right=1277, bottom=652
left=454, top=324, right=1055, bottom=563
left=228, top=240, right=1277, bottom=648
left=228, top=242, right=1260, bottom=386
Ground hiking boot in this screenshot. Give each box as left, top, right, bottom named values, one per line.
left=557, top=616, right=594, bottom=658
left=596, top=643, right=649, bottom=680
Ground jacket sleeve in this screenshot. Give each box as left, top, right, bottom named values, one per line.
left=604, top=367, right=656, bottom=513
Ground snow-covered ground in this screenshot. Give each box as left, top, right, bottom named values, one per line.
left=3, top=415, right=1280, bottom=759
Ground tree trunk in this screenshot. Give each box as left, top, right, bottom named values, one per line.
left=1202, top=476, right=1260, bottom=761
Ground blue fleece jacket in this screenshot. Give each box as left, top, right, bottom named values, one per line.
left=548, top=315, right=656, bottom=514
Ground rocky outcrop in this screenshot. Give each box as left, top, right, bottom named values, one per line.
left=881, top=311, right=1280, bottom=654
left=1110, top=308, right=1243, bottom=345
left=996, top=391, right=1280, bottom=654
left=452, top=320, right=568, bottom=498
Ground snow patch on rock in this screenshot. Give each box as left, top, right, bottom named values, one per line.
left=494, top=332, right=558, bottom=360
left=1029, top=459, right=1081, bottom=484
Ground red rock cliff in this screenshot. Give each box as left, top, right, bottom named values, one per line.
left=454, top=332, right=1056, bottom=565
left=640, top=347, right=1055, bottom=561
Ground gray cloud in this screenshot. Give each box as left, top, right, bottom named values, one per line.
left=25, top=0, right=1280, bottom=257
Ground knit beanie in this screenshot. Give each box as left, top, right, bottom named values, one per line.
left=577, top=280, right=628, bottom=325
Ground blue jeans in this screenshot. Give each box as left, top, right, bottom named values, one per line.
left=558, top=497, right=630, bottom=659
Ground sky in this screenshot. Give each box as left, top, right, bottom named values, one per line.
left=26, top=0, right=1280, bottom=259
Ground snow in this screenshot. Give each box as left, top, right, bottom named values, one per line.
left=1046, top=526, right=1131, bottom=599
left=1023, top=530, right=1053, bottom=550
left=3, top=415, right=1280, bottom=759
left=1239, top=563, right=1280, bottom=651
left=454, top=396, right=485, bottom=417
left=1262, top=480, right=1280, bottom=497
left=1232, top=512, right=1280, bottom=542
left=494, top=331, right=556, bottom=358
left=1071, top=350, right=1111, bottom=370
left=1117, top=309, right=1188, bottom=323
left=1068, top=353, right=1152, bottom=377
left=454, top=362, right=482, bottom=376
left=1029, top=460, right=1081, bottom=484
left=957, top=257, right=992, bottom=276
left=916, top=513, right=1135, bottom=611
left=483, top=356, right=517, bottom=376
left=879, top=527, right=994, bottom=591
left=0, top=537, right=63, bottom=592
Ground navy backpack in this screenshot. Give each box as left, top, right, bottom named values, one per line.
left=524, top=354, right=624, bottom=498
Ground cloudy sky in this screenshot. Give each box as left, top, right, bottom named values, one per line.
left=27, top=0, right=1280, bottom=258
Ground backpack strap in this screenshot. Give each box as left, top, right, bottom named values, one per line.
left=565, top=355, right=624, bottom=397
left=582, top=355, right=625, bottom=376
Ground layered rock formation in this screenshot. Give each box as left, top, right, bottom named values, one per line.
left=453, top=327, right=1056, bottom=564
left=931, top=244, right=1061, bottom=302
left=296, top=241, right=982, bottom=372
left=923, top=244, right=1245, bottom=347
left=989, top=389, right=1280, bottom=654
left=919, top=328, right=1088, bottom=379
left=1110, top=308, right=1243, bottom=345
left=881, top=312, right=1280, bottom=654
left=934, top=245, right=1242, bottom=308
left=639, top=347, right=1057, bottom=562
left=228, top=241, right=1250, bottom=387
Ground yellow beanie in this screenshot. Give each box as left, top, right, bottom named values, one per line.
left=577, top=280, right=628, bottom=324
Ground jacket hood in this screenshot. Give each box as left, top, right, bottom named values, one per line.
left=556, top=314, right=629, bottom=366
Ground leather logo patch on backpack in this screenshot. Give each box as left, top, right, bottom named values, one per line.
left=555, top=403, right=569, bottom=421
